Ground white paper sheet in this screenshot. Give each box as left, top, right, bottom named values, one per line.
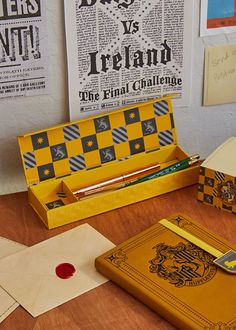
left=0, top=237, right=26, bottom=323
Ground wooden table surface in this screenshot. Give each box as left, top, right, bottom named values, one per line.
left=0, top=184, right=236, bottom=330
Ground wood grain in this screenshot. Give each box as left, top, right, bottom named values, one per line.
left=0, top=185, right=235, bottom=329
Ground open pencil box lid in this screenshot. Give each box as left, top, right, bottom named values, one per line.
left=18, top=95, right=177, bottom=187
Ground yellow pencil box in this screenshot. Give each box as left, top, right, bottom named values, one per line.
left=197, top=137, right=236, bottom=214
left=18, top=96, right=200, bottom=229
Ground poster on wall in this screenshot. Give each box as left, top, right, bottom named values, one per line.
left=201, top=0, right=236, bottom=36
left=0, top=0, right=50, bottom=99
left=64, top=0, right=193, bottom=121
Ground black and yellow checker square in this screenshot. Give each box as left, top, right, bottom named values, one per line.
left=50, top=143, right=68, bottom=162
left=141, top=118, right=157, bottom=136
left=38, top=163, right=55, bottom=182
left=32, top=132, right=49, bottom=150
left=203, top=194, right=214, bottom=205
left=139, top=104, right=155, bottom=121
left=143, top=134, right=159, bottom=152
left=94, top=115, right=111, bottom=133
left=83, top=150, right=101, bottom=169
left=202, top=185, right=214, bottom=196
left=156, top=113, right=175, bottom=132
left=198, top=183, right=204, bottom=193
left=109, top=111, right=126, bottom=129
left=79, top=120, right=95, bottom=137
left=97, top=131, right=113, bottom=149
left=204, top=168, right=216, bottom=179
left=34, top=148, right=52, bottom=167
left=100, top=146, right=116, bottom=164
left=126, top=122, right=143, bottom=140
left=158, top=130, right=174, bottom=147
left=114, top=142, right=130, bottom=160
left=63, top=124, right=80, bottom=142
left=47, top=128, right=65, bottom=146
left=124, top=108, right=140, bottom=125
left=129, top=138, right=145, bottom=155
left=199, top=173, right=207, bottom=184
left=112, top=126, right=128, bottom=145
left=222, top=203, right=233, bottom=211
left=204, top=176, right=215, bottom=188
left=66, top=140, right=83, bottom=158
left=23, top=152, right=36, bottom=169
left=153, top=100, right=170, bottom=117
left=197, top=191, right=204, bottom=202
left=69, top=154, right=86, bottom=172
left=20, top=136, right=33, bottom=153
left=53, top=159, right=70, bottom=178
left=81, top=135, right=98, bottom=153
left=199, top=167, right=205, bottom=177
left=24, top=167, right=39, bottom=185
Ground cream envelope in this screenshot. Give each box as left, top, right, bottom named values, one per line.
left=0, top=237, right=26, bottom=323
left=0, top=224, right=115, bottom=317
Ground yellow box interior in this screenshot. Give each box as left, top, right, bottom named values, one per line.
left=29, top=144, right=191, bottom=209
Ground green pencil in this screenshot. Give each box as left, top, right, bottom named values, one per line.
left=125, top=154, right=200, bottom=187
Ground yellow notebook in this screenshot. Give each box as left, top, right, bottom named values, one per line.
left=95, top=214, right=236, bottom=329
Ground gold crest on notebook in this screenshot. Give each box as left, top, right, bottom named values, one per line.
left=149, top=242, right=217, bottom=287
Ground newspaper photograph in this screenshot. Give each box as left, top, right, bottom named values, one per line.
left=201, top=0, right=236, bottom=37
left=0, top=0, right=50, bottom=99
left=64, top=0, right=193, bottom=120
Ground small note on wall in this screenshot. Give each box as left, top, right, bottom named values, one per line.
left=204, top=44, right=236, bottom=106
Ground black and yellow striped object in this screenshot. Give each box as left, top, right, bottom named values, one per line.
left=18, top=96, right=177, bottom=186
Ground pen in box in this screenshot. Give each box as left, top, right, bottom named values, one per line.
left=125, top=154, right=200, bottom=188
left=73, top=162, right=160, bottom=199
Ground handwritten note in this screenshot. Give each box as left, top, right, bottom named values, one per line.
left=204, top=44, right=236, bottom=106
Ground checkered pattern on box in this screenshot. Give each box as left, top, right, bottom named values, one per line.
left=19, top=99, right=177, bottom=185
left=197, top=166, right=236, bottom=214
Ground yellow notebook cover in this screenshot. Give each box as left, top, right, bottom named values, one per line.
left=95, top=214, right=236, bottom=329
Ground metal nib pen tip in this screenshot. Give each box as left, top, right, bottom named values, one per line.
left=189, top=158, right=200, bottom=165
left=190, top=154, right=200, bottom=161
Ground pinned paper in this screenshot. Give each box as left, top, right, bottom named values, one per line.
left=0, top=224, right=115, bottom=317
left=0, top=237, right=26, bottom=323
left=204, top=44, right=236, bottom=105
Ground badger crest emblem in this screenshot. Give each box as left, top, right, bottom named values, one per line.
left=96, top=118, right=109, bottom=130
left=53, top=146, right=66, bottom=159
left=217, top=180, right=236, bottom=205
left=149, top=242, right=216, bottom=287
left=143, top=121, right=156, bottom=134
left=102, top=149, right=114, bottom=161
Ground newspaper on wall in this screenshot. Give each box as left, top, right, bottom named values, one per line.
left=65, top=0, right=193, bottom=120
left=0, top=0, right=50, bottom=99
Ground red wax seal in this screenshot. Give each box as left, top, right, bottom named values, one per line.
left=55, top=263, right=76, bottom=279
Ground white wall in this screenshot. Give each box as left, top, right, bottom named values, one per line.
left=0, top=0, right=235, bottom=195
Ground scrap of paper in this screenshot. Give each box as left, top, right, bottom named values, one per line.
left=0, top=0, right=50, bottom=98
left=201, top=0, right=236, bottom=36
left=0, top=237, right=26, bottom=323
left=0, top=224, right=115, bottom=317
left=204, top=44, right=236, bottom=106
